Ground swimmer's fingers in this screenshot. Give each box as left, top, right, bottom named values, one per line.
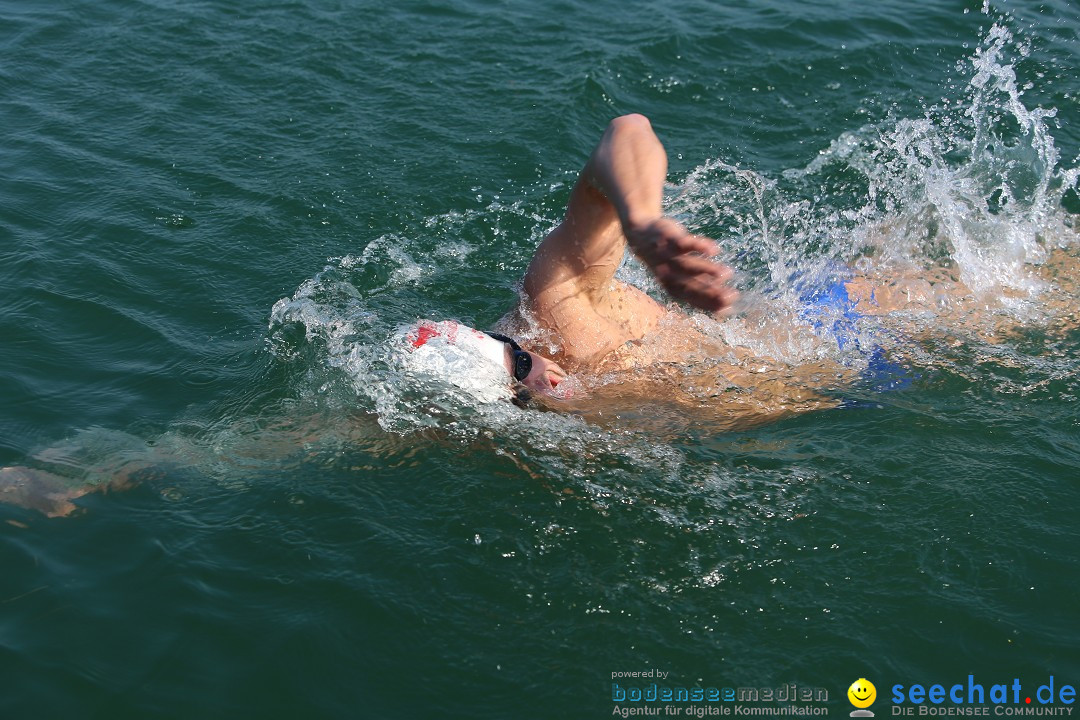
left=664, top=252, right=732, bottom=281
left=626, top=217, right=737, bottom=311
left=652, top=258, right=738, bottom=312
left=663, top=275, right=738, bottom=313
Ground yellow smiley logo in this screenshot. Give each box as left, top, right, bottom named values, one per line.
left=848, top=678, right=877, bottom=709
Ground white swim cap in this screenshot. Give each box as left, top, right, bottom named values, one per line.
left=406, top=320, right=507, bottom=368
left=394, top=320, right=512, bottom=403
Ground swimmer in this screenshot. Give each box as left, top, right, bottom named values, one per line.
left=5, top=115, right=1076, bottom=515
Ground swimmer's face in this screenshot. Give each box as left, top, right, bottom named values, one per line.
left=521, top=351, right=566, bottom=393
left=501, top=345, right=566, bottom=394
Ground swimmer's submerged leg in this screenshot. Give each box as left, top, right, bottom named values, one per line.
left=0, top=464, right=141, bottom=518
left=0, top=466, right=89, bottom=518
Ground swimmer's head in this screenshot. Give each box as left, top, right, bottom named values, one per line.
left=401, top=320, right=567, bottom=401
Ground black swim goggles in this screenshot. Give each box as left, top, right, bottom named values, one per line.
left=483, top=331, right=532, bottom=382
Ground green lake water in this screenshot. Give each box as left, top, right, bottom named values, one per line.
left=1, top=1, right=1078, bottom=718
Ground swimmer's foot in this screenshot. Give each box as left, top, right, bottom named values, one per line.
left=0, top=466, right=85, bottom=518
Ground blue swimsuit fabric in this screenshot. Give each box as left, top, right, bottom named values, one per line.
left=798, top=272, right=912, bottom=393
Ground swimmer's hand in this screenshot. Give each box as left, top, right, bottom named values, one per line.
left=624, top=217, right=737, bottom=313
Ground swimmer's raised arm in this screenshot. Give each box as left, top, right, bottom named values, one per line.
left=524, top=114, right=736, bottom=313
